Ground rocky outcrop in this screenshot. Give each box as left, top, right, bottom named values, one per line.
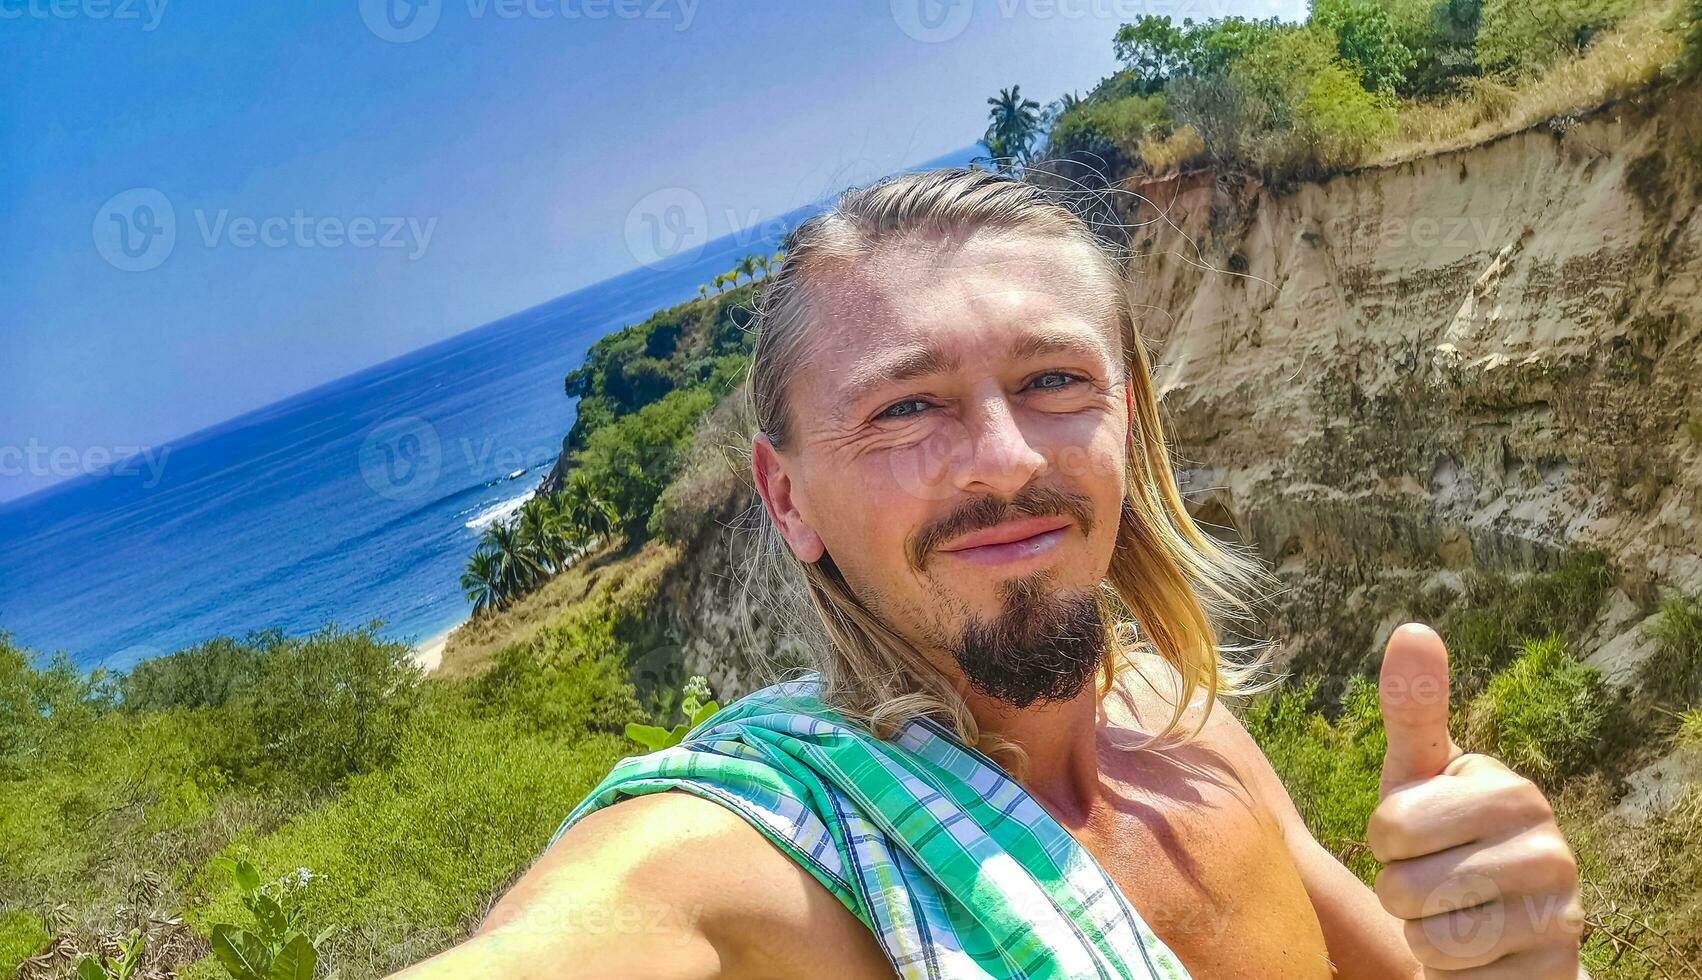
left=1122, top=84, right=1702, bottom=675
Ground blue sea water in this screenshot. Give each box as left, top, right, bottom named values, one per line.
left=0, top=148, right=978, bottom=670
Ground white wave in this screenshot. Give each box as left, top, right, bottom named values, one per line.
left=464, top=489, right=535, bottom=531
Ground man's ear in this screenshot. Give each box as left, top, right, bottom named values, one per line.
left=751, top=433, right=826, bottom=563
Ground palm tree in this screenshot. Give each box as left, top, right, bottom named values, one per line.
left=771, top=249, right=785, bottom=268
left=752, top=254, right=770, bottom=278
left=461, top=546, right=505, bottom=615
left=982, top=85, right=1043, bottom=173
left=560, top=472, right=618, bottom=545
left=516, top=494, right=576, bottom=573
left=713, top=272, right=730, bottom=292
left=697, top=283, right=709, bottom=298
left=736, top=254, right=759, bottom=283
left=480, top=518, right=544, bottom=598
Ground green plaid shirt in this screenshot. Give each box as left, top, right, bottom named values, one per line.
left=550, top=676, right=1191, bottom=979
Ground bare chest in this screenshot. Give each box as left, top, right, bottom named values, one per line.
left=1067, top=746, right=1335, bottom=978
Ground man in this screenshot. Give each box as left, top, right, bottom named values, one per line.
left=394, top=169, right=1585, bottom=978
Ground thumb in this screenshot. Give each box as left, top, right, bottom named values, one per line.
left=1378, top=622, right=1462, bottom=798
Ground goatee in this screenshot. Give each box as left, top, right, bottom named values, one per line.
left=949, top=571, right=1106, bottom=709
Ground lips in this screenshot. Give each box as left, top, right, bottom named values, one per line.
left=940, top=515, right=1073, bottom=553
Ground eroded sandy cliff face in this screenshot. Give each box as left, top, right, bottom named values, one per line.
left=654, top=85, right=1701, bottom=706
left=1124, top=85, right=1701, bottom=683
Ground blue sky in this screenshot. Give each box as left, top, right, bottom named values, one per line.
left=1, top=0, right=1302, bottom=503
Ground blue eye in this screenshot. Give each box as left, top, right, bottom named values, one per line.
left=879, top=399, right=930, bottom=419
left=877, top=375, right=1083, bottom=420
left=1031, top=371, right=1082, bottom=390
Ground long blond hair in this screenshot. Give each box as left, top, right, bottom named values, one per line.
left=739, top=167, right=1270, bottom=774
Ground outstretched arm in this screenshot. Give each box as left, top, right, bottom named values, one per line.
left=387, top=790, right=892, bottom=980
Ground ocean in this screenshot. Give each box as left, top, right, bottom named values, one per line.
left=0, top=148, right=978, bottom=670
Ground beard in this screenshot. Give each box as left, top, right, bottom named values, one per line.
left=948, top=570, right=1107, bottom=709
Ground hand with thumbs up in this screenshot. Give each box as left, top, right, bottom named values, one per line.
left=1368, top=623, right=1587, bottom=978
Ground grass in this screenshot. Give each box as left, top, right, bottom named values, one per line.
left=1463, top=634, right=1610, bottom=786
left=1417, top=550, right=1614, bottom=699
left=1640, top=592, right=1702, bottom=708
left=1376, top=0, right=1687, bottom=165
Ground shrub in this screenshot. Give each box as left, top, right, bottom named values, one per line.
left=1241, top=677, right=1385, bottom=881
left=0, top=633, right=112, bottom=777
left=1464, top=634, right=1608, bottom=785
left=1641, top=592, right=1702, bottom=707
left=245, top=624, right=423, bottom=786
left=1137, top=124, right=1207, bottom=172
left=1313, top=0, right=1418, bottom=94
left=1380, top=0, right=1484, bottom=97
left=1165, top=73, right=1265, bottom=164
left=1475, top=0, right=1632, bottom=77
left=1676, top=707, right=1702, bottom=754
left=1435, top=551, right=1612, bottom=698
left=472, top=636, right=639, bottom=738
left=193, top=707, right=631, bottom=980
left=571, top=385, right=717, bottom=539
left=1048, top=92, right=1169, bottom=162
left=1230, top=24, right=1397, bottom=172
left=119, top=634, right=271, bottom=712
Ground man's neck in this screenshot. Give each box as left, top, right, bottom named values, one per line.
left=962, top=683, right=1106, bottom=827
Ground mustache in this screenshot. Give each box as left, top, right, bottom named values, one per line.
left=908, top=482, right=1097, bottom=573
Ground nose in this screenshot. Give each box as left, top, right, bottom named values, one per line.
left=950, top=392, right=1047, bottom=497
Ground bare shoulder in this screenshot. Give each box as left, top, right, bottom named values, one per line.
left=389, top=790, right=891, bottom=980
left=1108, top=650, right=1305, bottom=824
left=1111, top=650, right=1266, bottom=763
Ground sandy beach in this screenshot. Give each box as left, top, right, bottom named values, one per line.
left=411, top=625, right=456, bottom=674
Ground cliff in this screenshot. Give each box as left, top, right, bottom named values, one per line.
left=1120, top=83, right=1700, bottom=687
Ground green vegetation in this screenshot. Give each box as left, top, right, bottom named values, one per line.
left=1420, top=550, right=1614, bottom=698
left=1463, top=635, right=1609, bottom=786
left=460, top=278, right=762, bottom=617
left=977, top=85, right=1045, bottom=171
left=204, top=860, right=325, bottom=980
left=1037, top=0, right=1686, bottom=179
left=1640, top=591, right=1702, bottom=707
left=624, top=674, right=719, bottom=750
left=1242, top=677, right=1386, bottom=879
left=0, top=619, right=640, bottom=979
left=1245, top=566, right=1702, bottom=975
